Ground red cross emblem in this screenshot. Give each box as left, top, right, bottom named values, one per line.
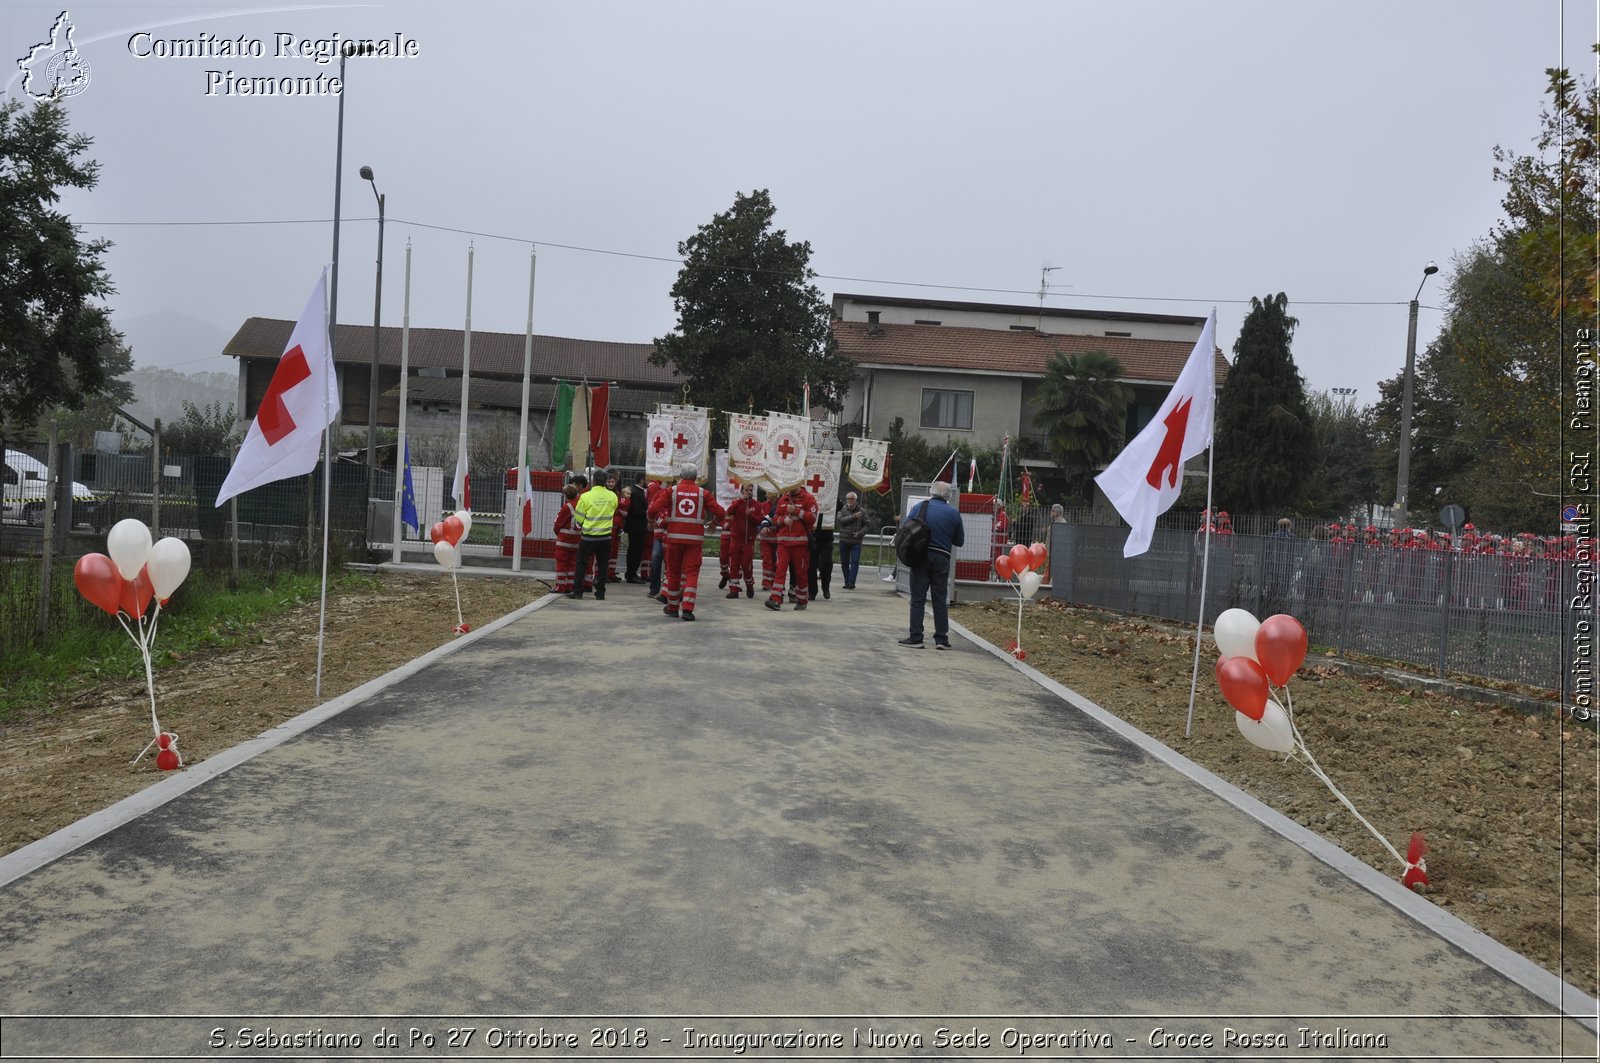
left=651, top=435, right=667, bottom=454
left=805, top=473, right=826, bottom=493
left=676, top=494, right=699, bottom=517
left=777, top=438, right=796, bottom=460
left=257, top=346, right=312, bottom=446
left=673, top=432, right=690, bottom=450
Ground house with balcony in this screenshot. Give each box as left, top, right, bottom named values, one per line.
left=830, top=292, right=1227, bottom=493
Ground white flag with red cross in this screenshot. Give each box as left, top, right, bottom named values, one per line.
left=216, top=275, right=339, bottom=507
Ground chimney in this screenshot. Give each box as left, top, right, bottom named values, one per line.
left=866, top=310, right=882, bottom=334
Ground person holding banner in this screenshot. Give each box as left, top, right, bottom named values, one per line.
left=836, top=492, right=867, bottom=590
left=649, top=464, right=725, bottom=621
left=724, top=482, right=763, bottom=599
left=764, top=484, right=817, bottom=611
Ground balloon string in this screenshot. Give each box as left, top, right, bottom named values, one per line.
left=451, top=564, right=464, bottom=627
left=1014, top=578, right=1024, bottom=652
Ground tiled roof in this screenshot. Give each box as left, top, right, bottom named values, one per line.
left=833, top=320, right=1228, bottom=385
left=224, top=318, right=678, bottom=387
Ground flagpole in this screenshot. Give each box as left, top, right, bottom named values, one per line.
left=316, top=52, right=352, bottom=701
left=390, top=239, right=413, bottom=565
left=513, top=248, right=537, bottom=572
left=1184, top=309, right=1221, bottom=738
left=457, top=244, right=474, bottom=514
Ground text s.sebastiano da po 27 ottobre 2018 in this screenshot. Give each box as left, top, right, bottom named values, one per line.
left=126, top=30, right=420, bottom=96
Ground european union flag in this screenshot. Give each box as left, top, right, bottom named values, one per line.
left=400, top=435, right=420, bottom=534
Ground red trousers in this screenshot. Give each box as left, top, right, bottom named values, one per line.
left=554, top=544, right=576, bottom=593
left=726, top=536, right=755, bottom=590
left=664, top=541, right=705, bottom=614
left=760, top=539, right=777, bottom=590
left=769, top=540, right=809, bottom=604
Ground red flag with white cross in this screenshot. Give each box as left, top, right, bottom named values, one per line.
left=216, top=275, right=340, bottom=506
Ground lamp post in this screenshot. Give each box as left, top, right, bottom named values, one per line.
left=359, top=165, right=384, bottom=508
left=1395, top=261, right=1438, bottom=529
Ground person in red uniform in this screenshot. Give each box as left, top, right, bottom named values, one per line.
left=605, top=470, right=628, bottom=584
left=765, top=482, right=817, bottom=611
left=648, top=464, right=726, bottom=621
left=757, top=492, right=779, bottom=592
left=552, top=484, right=581, bottom=594
left=723, top=481, right=764, bottom=599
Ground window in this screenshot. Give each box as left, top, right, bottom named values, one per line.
left=1103, top=330, right=1131, bottom=337
left=921, top=388, right=974, bottom=431
left=913, top=319, right=942, bottom=326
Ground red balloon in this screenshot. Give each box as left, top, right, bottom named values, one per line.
left=73, top=553, right=123, bottom=615
left=1216, top=657, right=1270, bottom=720
left=156, top=749, right=180, bottom=771
left=157, top=733, right=173, bottom=750
left=1255, top=614, right=1308, bottom=686
left=1009, top=543, right=1032, bottom=573
left=118, top=567, right=155, bottom=620
left=429, top=521, right=447, bottom=544
left=1028, top=542, right=1047, bottom=569
left=995, top=554, right=1014, bottom=580
left=442, top=514, right=465, bottom=546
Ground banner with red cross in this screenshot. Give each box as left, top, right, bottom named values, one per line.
left=763, top=412, right=808, bottom=490
left=726, top=412, right=769, bottom=485
left=803, top=450, right=845, bottom=529
left=659, top=403, right=710, bottom=479
left=645, top=413, right=674, bottom=481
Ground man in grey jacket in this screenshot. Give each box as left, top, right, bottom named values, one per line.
left=835, top=492, right=867, bottom=589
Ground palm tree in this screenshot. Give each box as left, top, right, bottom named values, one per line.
left=1030, top=350, right=1132, bottom=500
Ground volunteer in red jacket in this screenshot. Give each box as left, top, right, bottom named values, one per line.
left=764, top=482, right=817, bottom=611
left=723, top=481, right=763, bottom=599
left=551, top=483, right=581, bottom=594
left=648, top=464, right=726, bottom=621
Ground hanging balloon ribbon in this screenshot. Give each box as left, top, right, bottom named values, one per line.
left=992, top=541, right=1048, bottom=659
left=430, top=514, right=472, bottom=634
left=75, top=519, right=193, bottom=771
left=1213, top=609, right=1427, bottom=890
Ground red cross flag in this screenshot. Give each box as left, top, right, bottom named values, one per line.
left=216, top=275, right=339, bottom=507
left=1094, top=309, right=1217, bottom=557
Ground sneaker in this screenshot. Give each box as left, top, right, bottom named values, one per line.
left=881, top=573, right=897, bottom=582
left=794, top=601, right=806, bottom=610
left=764, top=599, right=781, bottom=612
left=664, top=606, right=679, bottom=617
left=935, top=641, right=952, bottom=651
left=718, top=575, right=728, bottom=589
left=680, top=611, right=696, bottom=621
left=897, top=636, right=924, bottom=648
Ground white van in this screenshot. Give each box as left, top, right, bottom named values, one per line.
left=2, top=450, right=99, bottom=527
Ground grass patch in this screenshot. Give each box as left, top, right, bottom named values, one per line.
left=0, top=568, right=379, bottom=724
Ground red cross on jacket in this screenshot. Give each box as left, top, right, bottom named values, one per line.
left=649, top=478, right=726, bottom=544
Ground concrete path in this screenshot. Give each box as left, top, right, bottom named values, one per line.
left=0, top=562, right=1594, bottom=1060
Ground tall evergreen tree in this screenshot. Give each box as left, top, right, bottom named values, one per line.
left=1212, top=293, right=1315, bottom=514
left=0, top=99, right=124, bottom=431
left=652, top=190, right=854, bottom=438
left=1030, top=349, right=1131, bottom=501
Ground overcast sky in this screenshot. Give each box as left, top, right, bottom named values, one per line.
left=6, top=0, right=1594, bottom=411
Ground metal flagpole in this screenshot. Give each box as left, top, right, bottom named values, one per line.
left=512, top=249, right=537, bottom=572
left=457, top=244, right=474, bottom=511
left=1184, top=308, right=1220, bottom=738
left=390, top=239, right=413, bottom=565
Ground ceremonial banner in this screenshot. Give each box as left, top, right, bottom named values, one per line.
left=551, top=381, right=576, bottom=469
left=713, top=449, right=739, bottom=508
left=588, top=383, right=611, bottom=467
left=803, top=449, right=845, bottom=530
left=764, top=412, right=808, bottom=490
left=645, top=412, right=674, bottom=481
left=848, top=437, right=890, bottom=492
left=661, top=403, right=710, bottom=478
left=727, top=412, right=770, bottom=484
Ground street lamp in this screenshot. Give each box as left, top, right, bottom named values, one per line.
left=359, top=165, right=384, bottom=506
left=1395, top=261, right=1438, bottom=529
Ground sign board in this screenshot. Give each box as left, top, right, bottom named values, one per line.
left=1439, top=503, right=1464, bottom=530
left=1563, top=504, right=1581, bottom=523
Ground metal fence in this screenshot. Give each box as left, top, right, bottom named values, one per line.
left=1047, top=521, right=1574, bottom=692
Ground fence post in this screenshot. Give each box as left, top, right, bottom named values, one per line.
left=36, top=423, right=59, bottom=637
left=1335, top=544, right=1357, bottom=659
left=151, top=418, right=162, bottom=536
left=1437, top=548, right=1455, bottom=678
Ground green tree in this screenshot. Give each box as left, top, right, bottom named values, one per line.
left=1212, top=293, right=1315, bottom=514
left=162, top=401, right=242, bottom=456
left=652, top=190, right=854, bottom=437
left=0, top=99, right=124, bottom=430
left=1298, top=390, right=1378, bottom=519
left=1029, top=350, right=1131, bottom=501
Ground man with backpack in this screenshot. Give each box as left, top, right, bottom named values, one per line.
left=898, top=480, right=964, bottom=649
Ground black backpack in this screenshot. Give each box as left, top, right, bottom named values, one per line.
left=893, top=502, right=932, bottom=566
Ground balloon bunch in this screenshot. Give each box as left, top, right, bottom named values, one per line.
left=1212, top=607, right=1428, bottom=890
left=72, top=519, right=192, bottom=771
left=994, top=542, right=1047, bottom=659
left=428, top=511, right=472, bottom=634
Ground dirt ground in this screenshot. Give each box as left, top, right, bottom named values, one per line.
left=0, top=572, right=1594, bottom=1001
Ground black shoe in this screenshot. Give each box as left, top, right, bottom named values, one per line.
left=656, top=593, right=668, bottom=604
left=681, top=611, right=696, bottom=621
left=822, top=588, right=830, bottom=600
left=745, top=587, right=753, bottom=598
left=565, top=592, right=582, bottom=600
left=935, top=641, right=952, bottom=651
left=718, top=575, right=728, bottom=589
left=898, top=637, right=924, bottom=648
left=664, top=606, right=679, bottom=617
left=764, top=599, right=781, bottom=611
left=843, top=583, right=854, bottom=590
left=794, top=601, right=806, bottom=610
left=594, top=594, right=605, bottom=601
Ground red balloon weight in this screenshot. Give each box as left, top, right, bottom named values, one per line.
left=73, top=553, right=123, bottom=615
left=118, top=567, right=155, bottom=620
left=1216, top=656, right=1270, bottom=720
left=157, top=733, right=173, bottom=750
left=1009, top=543, right=1032, bottom=572
left=1255, top=614, right=1309, bottom=686
left=156, top=749, right=180, bottom=771
left=995, top=554, right=1014, bottom=580
left=1028, top=542, right=1047, bottom=569
left=442, top=514, right=465, bottom=546
left=429, top=521, right=447, bottom=544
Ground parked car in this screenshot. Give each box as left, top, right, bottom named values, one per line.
left=2, top=451, right=101, bottom=529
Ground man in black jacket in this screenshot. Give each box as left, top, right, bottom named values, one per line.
left=623, top=472, right=650, bottom=583
left=900, top=480, right=965, bottom=650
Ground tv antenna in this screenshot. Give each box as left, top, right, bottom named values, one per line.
left=1038, top=265, right=1062, bottom=329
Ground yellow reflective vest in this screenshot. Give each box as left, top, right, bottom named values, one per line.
left=574, top=485, right=619, bottom=538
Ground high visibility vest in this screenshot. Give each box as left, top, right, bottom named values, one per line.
left=575, top=486, right=618, bottom=538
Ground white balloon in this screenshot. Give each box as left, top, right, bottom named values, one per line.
left=1018, top=570, right=1043, bottom=599
left=434, top=541, right=458, bottom=569
left=147, top=537, right=192, bottom=601
left=455, top=510, right=472, bottom=536
left=1235, top=701, right=1295, bottom=753
left=1214, top=607, right=1261, bottom=661
left=106, top=518, right=153, bottom=581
